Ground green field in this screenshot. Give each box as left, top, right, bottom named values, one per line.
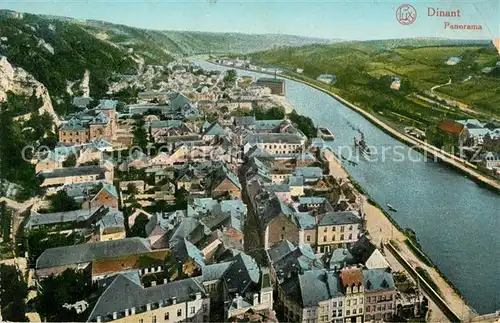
left=249, top=40, right=500, bottom=129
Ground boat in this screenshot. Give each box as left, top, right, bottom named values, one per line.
left=387, top=204, right=397, bottom=212
left=317, top=127, right=335, bottom=141
left=354, top=134, right=371, bottom=155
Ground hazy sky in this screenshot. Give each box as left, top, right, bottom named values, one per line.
left=1, top=0, right=498, bottom=40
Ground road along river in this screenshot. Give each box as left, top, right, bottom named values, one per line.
left=195, top=60, right=500, bottom=314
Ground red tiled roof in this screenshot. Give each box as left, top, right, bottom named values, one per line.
left=340, top=267, right=364, bottom=287
left=439, top=120, right=464, bottom=135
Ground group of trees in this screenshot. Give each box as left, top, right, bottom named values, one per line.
left=255, top=106, right=286, bottom=120
left=38, top=190, right=81, bottom=214
left=288, top=110, right=317, bottom=139
left=0, top=265, right=28, bottom=321
left=34, top=269, right=94, bottom=322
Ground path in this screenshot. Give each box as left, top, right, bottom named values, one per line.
left=430, top=78, right=452, bottom=93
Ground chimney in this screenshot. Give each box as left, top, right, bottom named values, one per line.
left=172, top=297, right=177, bottom=305
left=96, top=316, right=101, bottom=323
left=146, top=303, right=151, bottom=311
left=163, top=278, right=168, bottom=284
left=112, top=312, right=117, bottom=320
left=236, top=295, right=242, bottom=309
left=253, top=293, right=259, bottom=306
left=125, top=308, right=129, bottom=317
left=195, top=292, right=202, bottom=300
left=151, top=281, right=157, bottom=286
left=131, top=307, right=136, bottom=315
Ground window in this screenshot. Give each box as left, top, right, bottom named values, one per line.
left=382, top=305, right=385, bottom=311
left=177, top=309, right=182, bottom=317
left=323, top=236, right=327, bottom=242
left=281, top=234, right=285, bottom=240
left=360, top=298, right=363, bottom=304
left=346, top=310, right=350, bottom=316
left=323, top=227, right=327, bottom=232
left=202, top=304, right=208, bottom=312
left=332, top=226, right=336, bottom=231
left=338, top=301, right=342, bottom=307
left=353, top=309, right=357, bottom=315
left=332, top=310, right=337, bottom=317
left=340, top=234, right=344, bottom=240
left=346, top=300, right=350, bottom=306
left=340, top=226, right=345, bottom=232
left=349, top=234, right=352, bottom=239
left=359, top=308, right=363, bottom=314
left=164, top=312, right=169, bottom=320
left=139, top=320, right=144, bottom=323
left=353, top=299, right=357, bottom=306
left=282, top=226, right=286, bottom=231
left=190, top=307, right=195, bottom=314
left=306, top=235, right=311, bottom=242
left=349, top=225, right=353, bottom=230
left=332, top=301, right=337, bottom=307
left=332, top=235, right=335, bottom=241
left=367, top=306, right=370, bottom=312
left=152, top=315, right=156, bottom=323
left=388, top=303, right=392, bottom=309
left=377, top=296, right=382, bottom=302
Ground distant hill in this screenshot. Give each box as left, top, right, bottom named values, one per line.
left=250, top=38, right=499, bottom=127
left=0, top=9, right=336, bottom=103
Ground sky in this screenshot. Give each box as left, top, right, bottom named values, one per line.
left=1, top=0, right=499, bottom=40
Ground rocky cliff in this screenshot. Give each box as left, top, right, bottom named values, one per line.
left=0, top=55, right=60, bottom=125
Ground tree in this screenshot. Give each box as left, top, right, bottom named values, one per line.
left=288, top=110, right=317, bottom=139
left=133, top=119, right=149, bottom=149
left=43, top=190, right=80, bottom=213
left=62, top=153, right=77, bottom=167
left=35, top=269, right=93, bottom=322
left=25, top=228, right=78, bottom=264
left=0, top=265, right=28, bottom=322
left=128, top=213, right=149, bottom=238
left=127, top=183, right=139, bottom=195
left=224, top=69, right=237, bottom=83
left=255, top=106, right=285, bottom=120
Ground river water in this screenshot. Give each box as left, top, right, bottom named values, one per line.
left=195, top=60, right=500, bottom=314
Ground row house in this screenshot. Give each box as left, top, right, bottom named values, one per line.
left=38, top=165, right=113, bottom=187
left=244, top=133, right=306, bottom=155
left=87, top=272, right=210, bottom=323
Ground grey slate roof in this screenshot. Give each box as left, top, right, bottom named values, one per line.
left=363, top=268, right=396, bottom=292
left=88, top=273, right=206, bottom=321
left=318, top=211, right=362, bottom=226
left=223, top=252, right=260, bottom=294
left=329, top=248, right=356, bottom=269
left=39, top=166, right=106, bottom=180
left=245, top=133, right=304, bottom=145
left=26, top=207, right=101, bottom=229
left=36, top=237, right=151, bottom=269
left=281, top=269, right=344, bottom=308
left=197, top=261, right=232, bottom=282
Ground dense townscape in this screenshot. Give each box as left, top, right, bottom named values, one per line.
left=0, top=61, right=432, bottom=323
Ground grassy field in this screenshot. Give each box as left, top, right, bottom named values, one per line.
left=249, top=40, right=500, bottom=129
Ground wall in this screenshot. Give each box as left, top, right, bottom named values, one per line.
left=266, top=214, right=300, bottom=249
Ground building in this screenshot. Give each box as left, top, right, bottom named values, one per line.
left=317, top=74, right=337, bottom=85
left=59, top=100, right=117, bottom=145
left=256, top=78, right=285, bottom=96
left=340, top=267, right=365, bottom=323
left=87, top=272, right=210, bottom=322
left=84, top=183, right=119, bottom=209
left=35, top=237, right=156, bottom=279
left=316, top=211, right=363, bottom=253
left=244, top=133, right=306, bottom=155
left=280, top=269, right=345, bottom=323
left=363, top=268, right=397, bottom=322
left=38, top=166, right=111, bottom=187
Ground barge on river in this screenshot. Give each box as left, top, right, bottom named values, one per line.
left=317, top=127, right=335, bottom=141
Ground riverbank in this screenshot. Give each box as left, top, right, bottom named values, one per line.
left=322, top=149, right=477, bottom=322
left=208, top=60, right=500, bottom=193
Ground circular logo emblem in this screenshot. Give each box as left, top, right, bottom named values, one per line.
left=396, top=4, right=417, bottom=25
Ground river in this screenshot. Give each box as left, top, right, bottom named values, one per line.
left=194, top=60, right=500, bottom=314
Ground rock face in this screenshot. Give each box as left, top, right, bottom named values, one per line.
left=0, top=55, right=60, bottom=125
